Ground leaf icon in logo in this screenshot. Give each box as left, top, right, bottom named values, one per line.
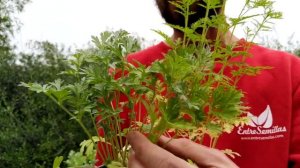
left=247, top=105, right=273, bottom=128
left=247, top=113, right=258, bottom=127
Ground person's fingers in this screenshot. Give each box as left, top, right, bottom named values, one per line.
left=128, top=151, right=145, bottom=168
left=158, top=136, right=239, bottom=168
left=127, top=131, right=191, bottom=168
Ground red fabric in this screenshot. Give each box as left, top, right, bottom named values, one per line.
left=96, top=41, right=300, bottom=168
left=214, top=42, right=300, bottom=168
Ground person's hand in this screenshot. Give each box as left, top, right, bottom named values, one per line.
left=127, top=131, right=238, bottom=168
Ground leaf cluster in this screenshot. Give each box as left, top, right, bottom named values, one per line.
left=22, top=30, right=143, bottom=166
left=0, top=41, right=94, bottom=168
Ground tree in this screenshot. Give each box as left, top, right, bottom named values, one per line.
left=0, top=41, right=95, bottom=167
left=294, top=48, right=300, bottom=57
left=0, top=0, right=30, bottom=59
left=260, top=36, right=300, bottom=57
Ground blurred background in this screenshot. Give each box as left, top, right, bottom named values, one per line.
left=13, top=0, right=300, bottom=50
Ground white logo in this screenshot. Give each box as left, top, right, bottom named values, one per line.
left=237, top=105, right=287, bottom=136
left=248, top=105, right=272, bottom=128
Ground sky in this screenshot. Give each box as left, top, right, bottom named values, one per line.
left=13, top=0, right=300, bottom=51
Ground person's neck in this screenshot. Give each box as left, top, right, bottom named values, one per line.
left=171, top=29, right=240, bottom=46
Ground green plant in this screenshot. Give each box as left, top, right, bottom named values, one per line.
left=22, top=0, right=282, bottom=167
left=0, top=41, right=95, bottom=168
left=22, top=30, right=142, bottom=167
left=63, top=138, right=98, bottom=168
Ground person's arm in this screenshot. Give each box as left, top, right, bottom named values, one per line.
left=127, top=131, right=238, bottom=168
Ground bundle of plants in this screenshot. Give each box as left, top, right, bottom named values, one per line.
left=22, top=0, right=281, bottom=167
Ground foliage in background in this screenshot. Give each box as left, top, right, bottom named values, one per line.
left=260, top=36, right=300, bottom=57
left=0, top=0, right=30, bottom=59
left=0, top=41, right=95, bottom=168
left=294, top=48, right=300, bottom=57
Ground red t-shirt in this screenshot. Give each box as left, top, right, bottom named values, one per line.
left=97, top=40, right=300, bottom=168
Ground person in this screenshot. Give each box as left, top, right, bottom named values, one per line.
left=127, top=131, right=238, bottom=168
left=97, top=0, right=300, bottom=167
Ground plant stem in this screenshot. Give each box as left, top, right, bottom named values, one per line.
left=200, top=0, right=211, bottom=48
left=183, top=1, right=189, bottom=46
left=89, top=111, right=107, bottom=163
left=47, top=95, right=102, bottom=163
